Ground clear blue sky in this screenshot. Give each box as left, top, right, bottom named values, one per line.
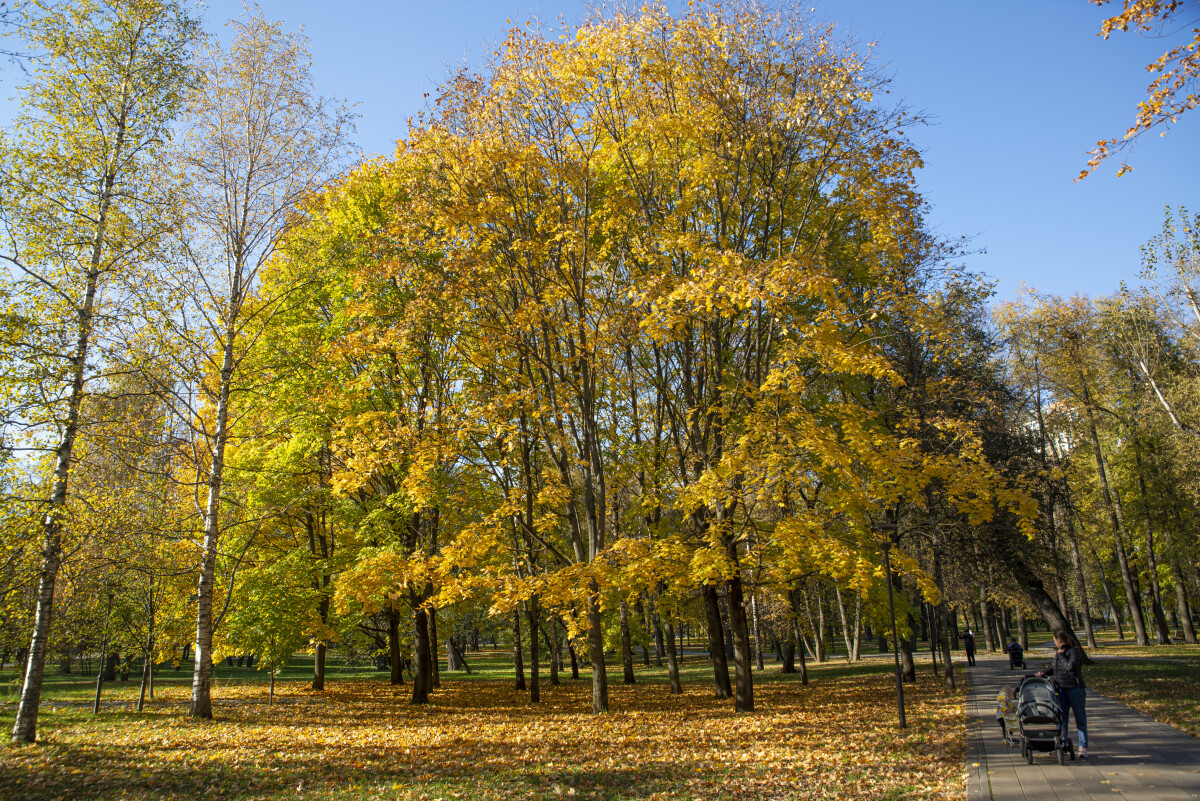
left=16, top=1, right=1200, bottom=304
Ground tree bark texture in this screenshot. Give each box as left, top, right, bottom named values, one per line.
left=727, top=573, right=754, bottom=712
left=527, top=598, right=540, bottom=703
left=619, top=599, right=635, bottom=685
left=513, top=608, right=525, bottom=691
left=662, top=619, right=682, bottom=694
left=411, top=602, right=433, bottom=704
left=703, top=584, right=732, bottom=699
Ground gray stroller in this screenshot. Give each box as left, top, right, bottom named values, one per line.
left=1017, top=676, right=1074, bottom=765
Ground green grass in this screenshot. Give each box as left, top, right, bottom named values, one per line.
left=1084, top=644, right=1200, bottom=736
left=0, top=654, right=382, bottom=704
left=1, top=643, right=910, bottom=708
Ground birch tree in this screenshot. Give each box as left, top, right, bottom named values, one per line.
left=0, top=0, right=197, bottom=744
left=154, top=10, right=351, bottom=720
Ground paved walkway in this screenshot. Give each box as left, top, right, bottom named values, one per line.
left=965, top=650, right=1200, bottom=800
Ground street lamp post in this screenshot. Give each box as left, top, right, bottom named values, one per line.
left=874, top=522, right=907, bottom=729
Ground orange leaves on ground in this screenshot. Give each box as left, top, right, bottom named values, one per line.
left=0, top=672, right=964, bottom=800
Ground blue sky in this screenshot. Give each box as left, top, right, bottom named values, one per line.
left=15, top=1, right=1200, bottom=304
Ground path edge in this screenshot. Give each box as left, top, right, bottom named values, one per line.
left=965, top=664, right=992, bottom=801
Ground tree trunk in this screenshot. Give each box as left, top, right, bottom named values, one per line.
left=792, top=618, right=808, bottom=685
left=429, top=607, right=441, bottom=688
left=980, top=587, right=996, bottom=652
left=312, top=641, right=326, bottom=692
left=751, top=590, right=764, bottom=671
left=10, top=82, right=127, bottom=738
left=651, top=606, right=665, bottom=667
left=1089, top=543, right=1125, bottom=639
left=1143, top=523, right=1173, bottom=644
left=995, top=601, right=1011, bottom=645
left=1062, top=510, right=1098, bottom=649
left=1003, top=554, right=1078, bottom=646
left=1170, top=560, right=1198, bottom=644
left=1082, top=394, right=1149, bottom=644
left=636, top=598, right=651, bottom=667
left=137, top=652, right=152, bottom=713
left=932, top=540, right=955, bottom=689
left=702, top=584, right=732, bottom=699
left=851, top=597, right=863, bottom=662
left=586, top=587, right=608, bottom=713
left=189, top=329, right=237, bottom=721
left=619, top=599, right=635, bottom=685
left=835, top=587, right=854, bottom=663
left=411, top=603, right=432, bottom=704
left=92, top=646, right=107, bottom=715
left=662, top=618, right=682, bottom=694
left=388, top=606, right=404, bottom=685
left=899, top=609, right=917, bottom=682
left=549, top=618, right=563, bottom=685
left=924, top=604, right=938, bottom=677
left=805, top=588, right=826, bottom=663
left=1132, top=426, right=1173, bottom=644
left=512, top=608, right=525, bottom=691
left=449, top=636, right=472, bottom=674
left=527, top=596, right=540, bottom=703
left=728, top=572, right=754, bottom=712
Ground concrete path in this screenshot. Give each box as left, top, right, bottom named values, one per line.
left=965, top=650, right=1200, bottom=800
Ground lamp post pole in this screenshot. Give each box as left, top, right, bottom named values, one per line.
left=875, top=522, right=907, bottom=729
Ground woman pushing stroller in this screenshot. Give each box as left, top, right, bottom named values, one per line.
left=1037, top=632, right=1089, bottom=759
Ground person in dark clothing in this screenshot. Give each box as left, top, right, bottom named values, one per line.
left=1006, top=636, right=1024, bottom=668
left=1037, top=633, right=1088, bottom=758
left=963, top=629, right=976, bottom=666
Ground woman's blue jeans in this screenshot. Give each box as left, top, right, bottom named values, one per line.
left=1058, top=687, right=1088, bottom=749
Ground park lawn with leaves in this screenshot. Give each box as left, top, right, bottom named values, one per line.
left=1083, top=640, right=1200, bottom=737
left=0, top=658, right=964, bottom=801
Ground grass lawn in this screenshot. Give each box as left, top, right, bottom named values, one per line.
left=0, top=649, right=965, bottom=800
left=1081, top=636, right=1200, bottom=737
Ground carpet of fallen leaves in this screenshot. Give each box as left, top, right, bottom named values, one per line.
left=0, top=671, right=965, bottom=801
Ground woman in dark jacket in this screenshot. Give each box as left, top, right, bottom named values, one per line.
left=1037, top=633, right=1088, bottom=758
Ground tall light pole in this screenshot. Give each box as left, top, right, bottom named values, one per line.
left=874, top=521, right=907, bottom=729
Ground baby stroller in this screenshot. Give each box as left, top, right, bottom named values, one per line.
left=1007, top=643, right=1026, bottom=670
left=1017, top=676, right=1074, bottom=765
left=995, top=684, right=1020, bottom=747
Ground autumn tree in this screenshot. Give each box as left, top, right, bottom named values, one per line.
left=1086, top=0, right=1200, bottom=175
left=998, top=294, right=1176, bottom=645
left=0, top=0, right=197, bottom=744
left=386, top=6, right=1022, bottom=713
left=145, top=10, right=351, bottom=720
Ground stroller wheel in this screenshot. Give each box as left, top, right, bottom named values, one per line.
left=1057, top=746, right=1067, bottom=766
left=1023, top=743, right=1033, bottom=764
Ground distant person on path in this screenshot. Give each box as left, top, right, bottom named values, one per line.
left=1037, top=633, right=1088, bottom=759
left=1006, top=636, right=1024, bottom=668
left=963, top=629, right=976, bottom=666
